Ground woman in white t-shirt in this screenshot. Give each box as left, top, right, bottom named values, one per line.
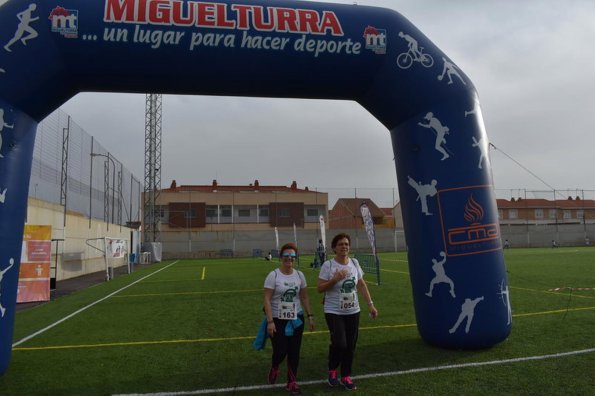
left=263, top=242, right=314, bottom=395
left=317, top=233, right=378, bottom=391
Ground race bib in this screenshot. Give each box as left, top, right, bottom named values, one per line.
left=278, top=302, right=297, bottom=319
left=340, top=291, right=358, bottom=311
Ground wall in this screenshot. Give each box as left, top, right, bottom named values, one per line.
left=26, top=197, right=130, bottom=281
left=160, top=228, right=408, bottom=259
left=500, top=223, right=595, bottom=248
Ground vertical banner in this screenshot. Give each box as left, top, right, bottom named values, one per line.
left=274, top=227, right=279, bottom=251
left=360, top=202, right=377, bottom=257
left=17, top=225, right=51, bottom=303
left=319, top=215, right=326, bottom=250
left=293, top=223, right=298, bottom=247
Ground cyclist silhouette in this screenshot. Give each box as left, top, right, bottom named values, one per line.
left=397, top=31, right=434, bottom=69
left=398, top=32, right=421, bottom=59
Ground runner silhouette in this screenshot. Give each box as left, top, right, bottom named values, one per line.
left=4, top=4, right=39, bottom=52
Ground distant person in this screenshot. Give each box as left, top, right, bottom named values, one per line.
left=317, top=233, right=378, bottom=391
left=316, top=239, right=326, bottom=266
left=504, top=239, right=510, bottom=249
left=263, top=243, right=314, bottom=395
left=551, top=240, right=558, bottom=248
left=585, top=237, right=590, bottom=246
left=265, top=251, right=272, bottom=261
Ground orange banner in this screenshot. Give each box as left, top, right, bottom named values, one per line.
left=17, top=225, right=52, bottom=303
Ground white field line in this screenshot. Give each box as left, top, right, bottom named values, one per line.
left=381, top=258, right=409, bottom=263
left=13, top=260, right=180, bottom=347
left=113, top=347, right=595, bottom=396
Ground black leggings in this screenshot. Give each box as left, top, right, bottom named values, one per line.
left=325, top=312, right=360, bottom=377
left=270, top=317, right=304, bottom=382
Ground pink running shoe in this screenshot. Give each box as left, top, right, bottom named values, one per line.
left=341, top=376, right=357, bottom=391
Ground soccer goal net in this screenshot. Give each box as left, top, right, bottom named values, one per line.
left=354, top=253, right=381, bottom=285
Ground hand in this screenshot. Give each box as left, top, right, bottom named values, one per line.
left=267, top=321, right=276, bottom=336
left=369, top=305, right=378, bottom=320
left=308, top=317, right=315, bottom=331
left=332, top=269, right=348, bottom=282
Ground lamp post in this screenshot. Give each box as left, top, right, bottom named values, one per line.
left=91, top=152, right=117, bottom=229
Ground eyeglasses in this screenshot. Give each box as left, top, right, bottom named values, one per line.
left=281, top=253, right=297, bottom=258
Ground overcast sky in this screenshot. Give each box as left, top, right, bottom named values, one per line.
left=58, top=0, right=595, bottom=206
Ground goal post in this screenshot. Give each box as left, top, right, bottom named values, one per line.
left=104, top=237, right=130, bottom=280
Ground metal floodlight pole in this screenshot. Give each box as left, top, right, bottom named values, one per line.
left=144, top=94, right=162, bottom=243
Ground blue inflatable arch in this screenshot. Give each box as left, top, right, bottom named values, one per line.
left=0, top=0, right=511, bottom=374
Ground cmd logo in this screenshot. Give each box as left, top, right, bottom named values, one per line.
left=438, top=186, right=501, bottom=257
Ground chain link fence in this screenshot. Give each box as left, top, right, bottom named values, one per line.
left=30, top=109, right=142, bottom=227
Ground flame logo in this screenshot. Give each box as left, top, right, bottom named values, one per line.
left=464, top=195, right=484, bottom=223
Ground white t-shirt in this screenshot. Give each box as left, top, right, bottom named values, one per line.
left=264, top=268, right=307, bottom=319
left=319, top=258, right=364, bottom=315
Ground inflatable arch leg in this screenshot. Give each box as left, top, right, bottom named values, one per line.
left=0, top=0, right=511, bottom=375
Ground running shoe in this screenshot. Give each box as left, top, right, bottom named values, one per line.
left=327, top=369, right=340, bottom=387
left=286, top=381, right=302, bottom=395
left=341, top=376, right=357, bottom=391
left=268, top=366, right=279, bottom=384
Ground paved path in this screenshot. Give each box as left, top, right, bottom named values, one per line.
left=16, top=266, right=131, bottom=312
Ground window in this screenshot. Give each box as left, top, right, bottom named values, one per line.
left=238, top=209, right=251, bottom=217
left=548, top=209, right=556, bottom=219
left=206, top=206, right=218, bottom=218
left=184, top=208, right=196, bottom=219
left=154, top=206, right=166, bottom=219
left=577, top=210, right=584, bottom=220
left=509, top=209, right=518, bottom=219
left=259, top=206, right=269, bottom=217
left=534, top=209, right=543, bottom=219
left=220, top=205, right=232, bottom=217
left=498, top=210, right=503, bottom=220
left=563, top=210, right=571, bottom=219
left=279, top=208, right=290, bottom=218
left=307, top=208, right=318, bottom=217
